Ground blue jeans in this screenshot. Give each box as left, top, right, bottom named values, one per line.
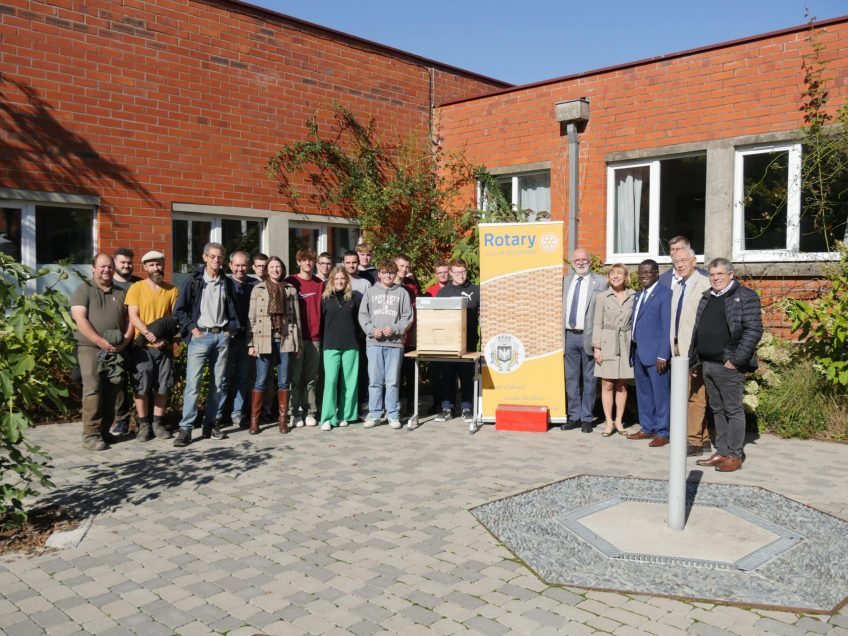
left=228, top=334, right=252, bottom=417
left=254, top=340, right=291, bottom=390
left=179, top=331, right=230, bottom=430
left=366, top=345, right=402, bottom=420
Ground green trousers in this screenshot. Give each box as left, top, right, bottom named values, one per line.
left=319, top=348, right=359, bottom=425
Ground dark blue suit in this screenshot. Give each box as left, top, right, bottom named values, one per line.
left=631, top=283, right=672, bottom=437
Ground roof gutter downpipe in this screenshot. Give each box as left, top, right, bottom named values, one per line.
left=554, top=99, right=590, bottom=256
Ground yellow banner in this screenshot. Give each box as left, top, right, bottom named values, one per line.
left=480, top=222, right=566, bottom=422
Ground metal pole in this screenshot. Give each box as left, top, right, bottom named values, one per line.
left=668, top=356, right=689, bottom=530
left=567, top=122, right=579, bottom=256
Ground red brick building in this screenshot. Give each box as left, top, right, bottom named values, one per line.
left=0, top=0, right=507, bottom=292
left=2, top=1, right=846, bottom=329
left=437, top=17, right=848, bottom=327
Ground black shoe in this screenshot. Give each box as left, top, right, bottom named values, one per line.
left=153, top=422, right=173, bottom=440
left=210, top=421, right=226, bottom=440
left=581, top=422, right=593, bottom=433
left=687, top=444, right=704, bottom=457
left=136, top=422, right=153, bottom=442
left=702, top=441, right=713, bottom=453
left=111, top=420, right=129, bottom=435
left=101, top=431, right=119, bottom=445
left=560, top=420, right=580, bottom=431
left=173, top=428, right=191, bottom=447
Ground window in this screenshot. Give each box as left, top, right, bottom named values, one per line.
left=734, top=143, right=847, bottom=259
left=0, top=198, right=96, bottom=294
left=607, top=154, right=706, bottom=260
left=288, top=222, right=359, bottom=272
left=172, top=215, right=264, bottom=277
left=483, top=171, right=551, bottom=218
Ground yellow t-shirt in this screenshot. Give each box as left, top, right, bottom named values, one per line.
left=124, top=280, right=178, bottom=340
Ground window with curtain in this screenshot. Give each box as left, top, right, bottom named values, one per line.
left=492, top=171, right=551, bottom=218
left=608, top=154, right=706, bottom=259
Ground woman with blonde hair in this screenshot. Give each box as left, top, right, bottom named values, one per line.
left=319, top=266, right=362, bottom=430
left=592, top=263, right=635, bottom=436
left=247, top=256, right=301, bottom=434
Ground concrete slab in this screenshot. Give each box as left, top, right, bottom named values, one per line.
left=578, top=500, right=777, bottom=563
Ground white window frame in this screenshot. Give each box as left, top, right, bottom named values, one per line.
left=732, top=142, right=815, bottom=262
left=478, top=169, right=551, bottom=220
left=606, top=153, right=706, bottom=264
left=0, top=194, right=98, bottom=292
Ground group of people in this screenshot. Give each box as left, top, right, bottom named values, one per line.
left=562, top=236, right=764, bottom=473
left=71, top=242, right=480, bottom=451
left=72, top=233, right=762, bottom=471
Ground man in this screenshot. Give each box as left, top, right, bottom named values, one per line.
left=109, top=248, right=142, bottom=435
left=70, top=254, right=134, bottom=450
left=425, top=261, right=450, bottom=297
left=669, top=247, right=712, bottom=457
left=343, top=249, right=371, bottom=295
left=424, top=261, right=450, bottom=413
left=125, top=251, right=179, bottom=442
left=286, top=248, right=324, bottom=427
left=435, top=259, right=480, bottom=424
left=659, top=235, right=708, bottom=288
left=252, top=253, right=269, bottom=281
left=343, top=249, right=371, bottom=408
left=561, top=248, right=608, bottom=433
left=395, top=254, right=419, bottom=415
left=227, top=250, right=256, bottom=428
left=692, top=258, right=763, bottom=472
left=627, top=260, right=673, bottom=446
left=356, top=242, right=377, bottom=284
left=358, top=259, right=413, bottom=428
left=172, top=242, right=241, bottom=447
left=316, top=252, right=334, bottom=282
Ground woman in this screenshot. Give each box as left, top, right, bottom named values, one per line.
left=592, top=264, right=635, bottom=436
left=248, top=256, right=301, bottom=435
left=319, top=266, right=362, bottom=430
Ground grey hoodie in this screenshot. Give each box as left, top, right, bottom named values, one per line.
left=358, top=282, right=413, bottom=348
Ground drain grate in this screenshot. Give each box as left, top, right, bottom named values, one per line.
left=558, top=496, right=804, bottom=571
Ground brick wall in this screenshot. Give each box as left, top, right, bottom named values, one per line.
left=437, top=19, right=848, bottom=261
left=0, top=0, right=506, bottom=255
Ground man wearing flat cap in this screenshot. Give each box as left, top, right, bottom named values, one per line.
left=125, top=250, right=179, bottom=441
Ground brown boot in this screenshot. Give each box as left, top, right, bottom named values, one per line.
left=277, top=389, right=290, bottom=434
left=250, top=390, right=264, bottom=435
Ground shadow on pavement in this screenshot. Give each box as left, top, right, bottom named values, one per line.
left=37, top=442, right=276, bottom=519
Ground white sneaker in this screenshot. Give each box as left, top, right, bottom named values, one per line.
left=339, top=420, right=349, bottom=427
left=320, top=421, right=332, bottom=431
left=388, top=418, right=402, bottom=429
left=305, top=415, right=318, bottom=427
left=294, top=416, right=305, bottom=428
left=363, top=419, right=377, bottom=428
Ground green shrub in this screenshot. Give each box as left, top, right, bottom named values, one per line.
left=756, top=359, right=847, bottom=440
left=0, top=254, right=76, bottom=529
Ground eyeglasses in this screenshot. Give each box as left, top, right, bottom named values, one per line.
left=573, top=259, right=590, bottom=264
left=206, top=254, right=224, bottom=261
left=451, top=270, right=468, bottom=275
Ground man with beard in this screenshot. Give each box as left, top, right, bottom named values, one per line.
left=125, top=251, right=179, bottom=442
left=71, top=253, right=134, bottom=450
left=110, top=248, right=142, bottom=435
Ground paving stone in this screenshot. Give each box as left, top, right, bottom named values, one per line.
left=688, top=623, right=739, bottom=636
left=753, top=617, right=807, bottom=636
left=463, top=615, right=510, bottom=635
left=399, top=604, right=441, bottom=625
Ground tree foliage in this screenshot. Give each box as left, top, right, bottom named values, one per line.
left=267, top=104, right=480, bottom=280
left=0, top=255, right=75, bottom=529
left=799, top=20, right=848, bottom=253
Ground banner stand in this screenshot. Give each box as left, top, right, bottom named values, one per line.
left=479, top=222, right=566, bottom=424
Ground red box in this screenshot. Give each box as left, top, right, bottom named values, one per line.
left=495, top=404, right=550, bottom=432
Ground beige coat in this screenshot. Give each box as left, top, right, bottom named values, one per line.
left=591, top=288, right=635, bottom=380
left=247, top=281, right=302, bottom=355
left=669, top=271, right=711, bottom=358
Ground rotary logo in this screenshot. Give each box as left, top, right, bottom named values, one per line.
left=485, top=334, right=526, bottom=373
left=540, top=232, right=559, bottom=252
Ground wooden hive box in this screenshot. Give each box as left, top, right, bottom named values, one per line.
left=416, top=296, right=467, bottom=355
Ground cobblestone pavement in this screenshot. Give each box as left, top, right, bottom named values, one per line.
left=1, top=417, right=847, bottom=635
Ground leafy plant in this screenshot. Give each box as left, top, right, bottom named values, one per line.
left=267, top=103, right=480, bottom=281
left=0, top=254, right=76, bottom=529
left=785, top=241, right=848, bottom=386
